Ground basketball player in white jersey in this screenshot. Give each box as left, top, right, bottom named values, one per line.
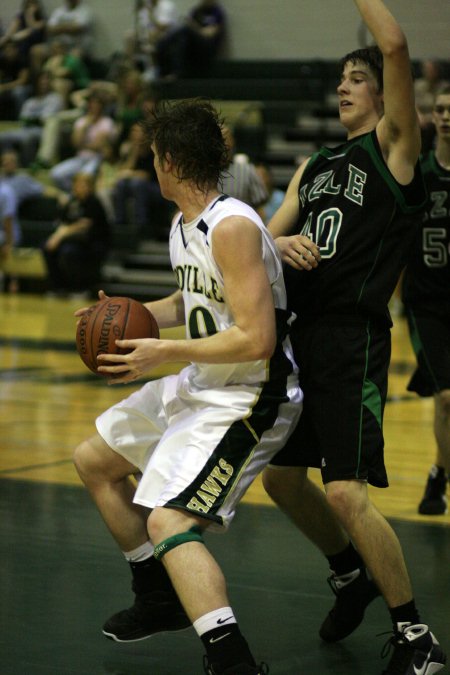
left=73, top=99, right=302, bottom=675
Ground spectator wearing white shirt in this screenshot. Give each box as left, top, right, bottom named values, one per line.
left=0, top=72, right=64, bottom=166
left=30, top=0, right=94, bottom=73
left=125, top=0, right=179, bottom=78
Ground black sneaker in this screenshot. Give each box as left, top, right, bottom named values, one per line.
left=203, top=657, right=269, bottom=674
left=102, top=589, right=190, bottom=642
left=418, top=466, right=448, bottom=515
left=319, top=567, right=381, bottom=642
left=381, top=623, right=446, bottom=674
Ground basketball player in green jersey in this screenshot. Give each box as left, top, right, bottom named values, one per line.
left=262, top=1, right=447, bottom=673
left=402, top=86, right=450, bottom=516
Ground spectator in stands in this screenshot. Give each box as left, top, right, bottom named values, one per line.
left=255, top=163, right=286, bottom=225
left=42, top=172, right=110, bottom=296
left=1, top=149, right=63, bottom=205
left=0, top=0, right=46, bottom=61
left=30, top=0, right=94, bottom=73
left=0, top=40, right=30, bottom=119
left=30, top=81, right=115, bottom=171
left=113, top=69, right=145, bottom=147
left=0, top=177, right=20, bottom=292
left=0, top=178, right=20, bottom=259
left=125, top=0, right=179, bottom=79
left=110, top=121, right=168, bottom=239
left=220, top=125, right=268, bottom=216
left=0, top=72, right=64, bottom=167
left=156, top=0, right=225, bottom=78
left=50, top=90, right=116, bottom=192
left=42, top=39, right=91, bottom=105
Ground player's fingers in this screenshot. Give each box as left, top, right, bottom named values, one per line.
left=114, top=339, right=141, bottom=349
left=74, top=306, right=90, bottom=317
left=97, top=353, right=127, bottom=364
left=282, top=253, right=306, bottom=271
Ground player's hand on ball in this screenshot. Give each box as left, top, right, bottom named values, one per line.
left=74, top=289, right=109, bottom=319
left=76, top=295, right=159, bottom=376
left=97, top=337, right=163, bottom=383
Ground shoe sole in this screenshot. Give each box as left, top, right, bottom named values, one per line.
left=102, top=624, right=191, bottom=643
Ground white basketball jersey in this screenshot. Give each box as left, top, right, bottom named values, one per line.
left=169, top=195, right=296, bottom=391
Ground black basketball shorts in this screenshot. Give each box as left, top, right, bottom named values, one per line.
left=270, top=317, right=390, bottom=487
left=404, top=305, right=450, bottom=397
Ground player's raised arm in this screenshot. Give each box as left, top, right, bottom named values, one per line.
left=354, top=0, right=421, bottom=176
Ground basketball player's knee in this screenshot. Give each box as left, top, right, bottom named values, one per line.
left=73, top=439, right=96, bottom=483
left=325, top=482, right=365, bottom=524
left=147, top=507, right=205, bottom=559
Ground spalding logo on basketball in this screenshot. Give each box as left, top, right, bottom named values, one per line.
left=76, top=296, right=159, bottom=374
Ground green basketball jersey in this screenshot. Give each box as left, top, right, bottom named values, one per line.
left=402, top=150, right=450, bottom=309
left=284, top=130, right=426, bottom=325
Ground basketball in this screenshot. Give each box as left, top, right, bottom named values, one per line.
left=76, top=296, right=159, bottom=374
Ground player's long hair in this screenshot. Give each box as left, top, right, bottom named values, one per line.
left=142, top=98, right=229, bottom=194
left=340, top=46, right=384, bottom=93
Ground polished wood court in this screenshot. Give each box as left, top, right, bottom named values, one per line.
left=1, top=293, right=449, bottom=675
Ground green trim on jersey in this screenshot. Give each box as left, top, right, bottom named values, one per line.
left=356, top=322, right=382, bottom=477
left=318, top=133, right=425, bottom=215
left=362, top=379, right=382, bottom=428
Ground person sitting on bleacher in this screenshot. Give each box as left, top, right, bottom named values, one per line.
left=0, top=72, right=64, bottom=167
left=0, top=40, right=30, bottom=120
left=110, top=121, right=170, bottom=240
left=50, top=90, right=116, bottom=193
left=220, top=125, right=268, bottom=218
left=1, top=149, right=63, bottom=206
left=30, top=0, right=94, bottom=75
left=155, top=0, right=226, bottom=79
left=124, top=0, right=179, bottom=80
left=42, top=39, right=91, bottom=107
left=0, top=0, right=47, bottom=62
left=0, top=178, right=20, bottom=258
left=42, top=172, right=110, bottom=297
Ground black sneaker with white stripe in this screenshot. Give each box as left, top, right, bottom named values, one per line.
left=381, top=623, right=446, bottom=674
left=102, top=588, right=190, bottom=642
left=319, top=566, right=380, bottom=642
left=418, top=466, right=448, bottom=515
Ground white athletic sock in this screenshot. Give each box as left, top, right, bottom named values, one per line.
left=193, top=607, right=237, bottom=637
left=123, top=540, right=154, bottom=563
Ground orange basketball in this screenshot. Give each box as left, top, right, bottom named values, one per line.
left=76, top=296, right=159, bottom=374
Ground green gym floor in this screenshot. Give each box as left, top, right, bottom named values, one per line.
left=1, top=479, right=449, bottom=675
